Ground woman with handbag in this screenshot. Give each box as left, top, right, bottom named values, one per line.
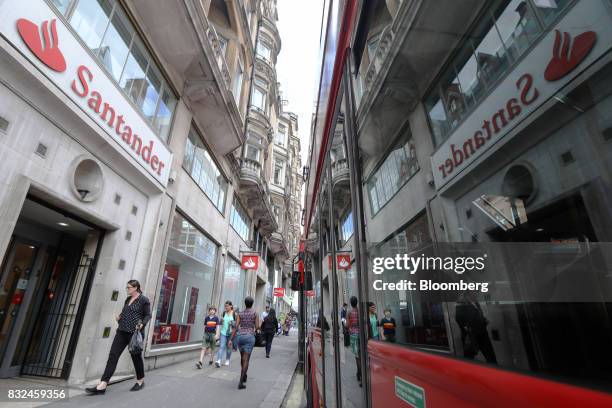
left=215, top=300, right=236, bottom=367
left=85, top=280, right=151, bottom=395
left=228, top=296, right=260, bottom=390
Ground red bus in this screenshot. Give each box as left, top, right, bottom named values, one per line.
left=300, top=0, right=612, bottom=407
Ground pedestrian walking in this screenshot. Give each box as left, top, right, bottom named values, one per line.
left=261, top=304, right=270, bottom=321
left=85, top=280, right=151, bottom=395
left=229, top=296, right=260, bottom=390
left=215, top=301, right=236, bottom=367
left=367, top=302, right=381, bottom=340
left=262, top=308, right=278, bottom=358
left=197, top=307, right=220, bottom=368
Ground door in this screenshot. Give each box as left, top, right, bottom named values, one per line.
left=0, top=237, right=47, bottom=377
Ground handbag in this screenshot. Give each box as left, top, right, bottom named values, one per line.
left=128, top=330, right=144, bottom=355
left=254, top=331, right=266, bottom=347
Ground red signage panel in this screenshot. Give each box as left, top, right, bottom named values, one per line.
left=273, top=288, right=285, bottom=297
left=241, top=255, right=259, bottom=270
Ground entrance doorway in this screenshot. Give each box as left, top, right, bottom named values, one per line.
left=0, top=197, right=103, bottom=378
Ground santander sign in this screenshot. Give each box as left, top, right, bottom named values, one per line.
left=0, top=0, right=171, bottom=186
left=431, top=0, right=609, bottom=191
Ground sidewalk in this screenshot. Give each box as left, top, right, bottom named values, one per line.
left=2, top=333, right=298, bottom=408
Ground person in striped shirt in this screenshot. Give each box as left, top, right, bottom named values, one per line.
left=197, top=307, right=220, bottom=368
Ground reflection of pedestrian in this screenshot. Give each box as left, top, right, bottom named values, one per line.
left=86, top=280, right=151, bottom=395
left=347, top=296, right=362, bottom=387
left=367, top=302, right=380, bottom=340
left=455, top=293, right=497, bottom=364
left=380, top=309, right=396, bottom=343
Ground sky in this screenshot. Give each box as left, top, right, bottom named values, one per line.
left=276, top=0, right=326, bottom=165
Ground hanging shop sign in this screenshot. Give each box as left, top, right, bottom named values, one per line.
left=241, top=255, right=259, bottom=270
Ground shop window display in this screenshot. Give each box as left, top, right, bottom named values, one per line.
left=153, top=212, right=217, bottom=346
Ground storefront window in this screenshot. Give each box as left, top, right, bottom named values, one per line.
left=68, top=0, right=177, bottom=141
left=220, top=257, right=245, bottom=309
left=183, top=128, right=228, bottom=212
left=153, top=212, right=217, bottom=346
left=367, top=130, right=419, bottom=215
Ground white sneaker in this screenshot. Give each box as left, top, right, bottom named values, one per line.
left=224, top=361, right=230, bottom=366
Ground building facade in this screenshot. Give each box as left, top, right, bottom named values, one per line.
left=0, top=0, right=300, bottom=384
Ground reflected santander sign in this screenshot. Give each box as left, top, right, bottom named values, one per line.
left=431, top=1, right=611, bottom=190
left=0, top=0, right=171, bottom=185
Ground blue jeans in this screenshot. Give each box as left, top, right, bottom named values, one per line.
left=216, top=334, right=232, bottom=362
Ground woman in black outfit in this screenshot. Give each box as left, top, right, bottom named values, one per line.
left=262, top=308, right=278, bottom=358
left=86, top=280, right=151, bottom=395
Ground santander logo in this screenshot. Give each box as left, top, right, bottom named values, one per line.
left=17, top=18, right=66, bottom=72
left=244, top=258, right=256, bottom=268
left=544, top=30, right=596, bottom=81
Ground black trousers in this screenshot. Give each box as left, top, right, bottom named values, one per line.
left=101, top=330, right=144, bottom=382
left=263, top=331, right=275, bottom=355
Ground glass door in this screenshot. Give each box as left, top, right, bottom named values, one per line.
left=0, top=238, right=45, bottom=377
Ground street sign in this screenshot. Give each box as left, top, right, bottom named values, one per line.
left=395, top=376, right=426, bottom=408
left=273, top=287, right=285, bottom=297
left=241, top=255, right=259, bottom=270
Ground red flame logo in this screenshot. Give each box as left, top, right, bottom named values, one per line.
left=544, top=30, right=596, bottom=81
left=17, top=18, right=66, bottom=73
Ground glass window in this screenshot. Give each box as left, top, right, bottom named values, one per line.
left=218, top=35, right=228, bottom=58
left=153, top=212, right=217, bottom=347
left=367, top=131, right=419, bottom=215
left=367, top=32, right=381, bottom=60
left=120, top=38, right=149, bottom=103
left=424, top=0, right=548, bottom=146
left=532, top=0, right=572, bottom=25
left=230, top=197, right=251, bottom=242
left=245, top=144, right=260, bottom=162
left=233, top=62, right=243, bottom=105
left=70, top=0, right=114, bottom=52
left=138, top=66, right=162, bottom=124
left=51, top=0, right=72, bottom=14
left=495, top=0, right=541, bottom=62
left=97, top=6, right=133, bottom=81
left=70, top=0, right=177, bottom=140
left=252, top=87, right=266, bottom=111
left=220, top=257, right=245, bottom=309
left=274, top=160, right=284, bottom=185
left=183, top=128, right=228, bottom=212
left=275, top=128, right=285, bottom=146
left=154, top=87, right=177, bottom=141
left=341, top=210, right=353, bottom=242
left=257, top=41, right=272, bottom=61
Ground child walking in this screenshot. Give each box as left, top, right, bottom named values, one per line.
left=197, top=307, right=220, bottom=368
